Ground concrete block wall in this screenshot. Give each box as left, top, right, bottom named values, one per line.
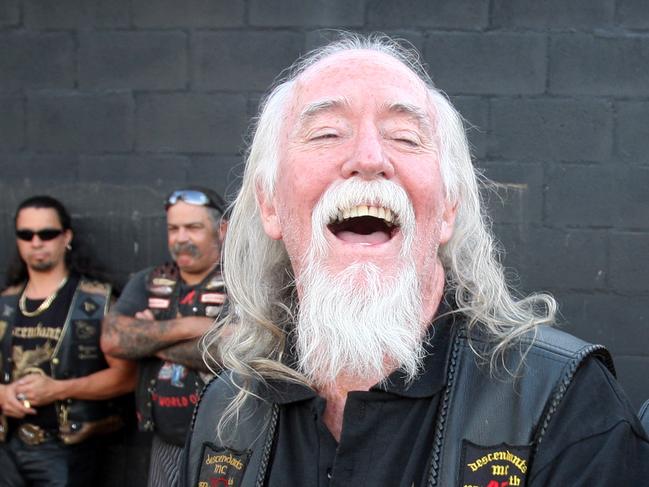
left=1, top=1, right=648, bottom=481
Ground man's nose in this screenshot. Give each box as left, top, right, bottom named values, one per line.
left=341, top=124, right=395, bottom=180
left=175, top=227, right=190, bottom=242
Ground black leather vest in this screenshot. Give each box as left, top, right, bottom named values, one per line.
left=135, top=263, right=225, bottom=435
left=0, top=278, right=123, bottom=444
left=180, top=323, right=613, bottom=487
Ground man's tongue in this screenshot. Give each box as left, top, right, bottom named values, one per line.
left=336, top=229, right=390, bottom=245
left=330, top=215, right=394, bottom=245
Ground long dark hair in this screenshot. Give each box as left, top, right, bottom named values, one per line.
left=5, top=195, right=109, bottom=287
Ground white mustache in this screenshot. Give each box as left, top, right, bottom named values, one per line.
left=310, top=178, right=416, bottom=257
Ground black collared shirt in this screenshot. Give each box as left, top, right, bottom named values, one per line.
left=265, top=314, right=454, bottom=487
left=262, top=314, right=649, bottom=486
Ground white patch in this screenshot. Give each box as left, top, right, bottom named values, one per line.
left=200, top=293, right=226, bottom=305
left=148, top=298, right=170, bottom=309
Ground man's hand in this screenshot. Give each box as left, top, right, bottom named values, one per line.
left=14, top=373, right=64, bottom=408
left=135, top=309, right=155, bottom=321
left=0, top=382, right=37, bottom=418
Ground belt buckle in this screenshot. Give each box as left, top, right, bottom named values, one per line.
left=17, top=423, right=46, bottom=446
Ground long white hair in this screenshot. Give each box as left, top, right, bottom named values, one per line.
left=202, top=33, right=556, bottom=425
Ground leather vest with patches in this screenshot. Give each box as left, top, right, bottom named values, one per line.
left=135, top=263, right=226, bottom=435
left=0, top=279, right=124, bottom=444
left=180, top=323, right=614, bottom=487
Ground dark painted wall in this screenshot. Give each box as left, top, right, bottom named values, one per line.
left=1, top=0, right=649, bottom=483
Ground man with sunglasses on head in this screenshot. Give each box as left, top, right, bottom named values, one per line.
left=101, top=187, right=228, bottom=487
left=0, top=195, right=136, bottom=486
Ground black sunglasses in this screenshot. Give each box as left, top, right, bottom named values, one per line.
left=165, top=190, right=224, bottom=213
left=16, top=228, right=64, bottom=242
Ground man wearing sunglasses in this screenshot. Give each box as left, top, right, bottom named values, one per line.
left=101, top=187, right=228, bottom=487
left=0, top=195, right=136, bottom=486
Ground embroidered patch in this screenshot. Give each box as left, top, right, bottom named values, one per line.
left=148, top=297, right=170, bottom=309
left=3, top=304, right=15, bottom=317
left=197, top=443, right=250, bottom=487
left=205, top=305, right=222, bottom=317
left=80, top=298, right=99, bottom=316
left=459, top=440, right=530, bottom=487
left=205, top=277, right=225, bottom=291
left=200, top=293, right=226, bottom=305
left=152, top=277, right=176, bottom=287
left=149, top=285, right=174, bottom=296
left=78, top=344, right=99, bottom=360
left=75, top=320, right=96, bottom=340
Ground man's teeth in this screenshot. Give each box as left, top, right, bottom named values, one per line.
left=333, top=205, right=395, bottom=224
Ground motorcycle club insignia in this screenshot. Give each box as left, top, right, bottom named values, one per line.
left=80, top=298, right=99, bottom=317
left=205, top=277, right=225, bottom=292
left=459, top=440, right=530, bottom=487
left=75, top=320, right=96, bottom=340
left=205, top=306, right=222, bottom=317
left=152, top=277, right=176, bottom=287
left=197, top=443, right=250, bottom=487
left=3, top=304, right=14, bottom=318
left=200, top=293, right=226, bottom=305
left=148, top=297, right=170, bottom=309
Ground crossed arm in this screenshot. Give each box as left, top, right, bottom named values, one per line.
left=0, top=355, right=136, bottom=419
left=100, top=310, right=214, bottom=371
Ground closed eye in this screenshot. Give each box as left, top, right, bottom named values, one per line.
left=395, top=137, right=419, bottom=146
left=308, top=130, right=340, bottom=141
left=314, top=133, right=338, bottom=140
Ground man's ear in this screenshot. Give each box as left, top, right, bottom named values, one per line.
left=256, top=184, right=282, bottom=240
left=439, top=201, right=458, bottom=245
left=218, top=219, right=228, bottom=241
left=64, top=229, right=73, bottom=249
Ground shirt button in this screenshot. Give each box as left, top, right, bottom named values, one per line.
left=326, top=468, right=332, bottom=480
left=192, top=306, right=198, bottom=312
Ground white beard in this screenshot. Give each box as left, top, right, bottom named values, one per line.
left=294, top=178, right=427, bottom=388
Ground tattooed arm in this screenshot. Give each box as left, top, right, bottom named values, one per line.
left=154, top=339, right=212, bottom=372
left=100, top=310, right=213, bottom=360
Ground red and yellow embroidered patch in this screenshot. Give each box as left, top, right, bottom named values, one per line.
left=459, top=440, right=530, bottom=487
left=197, top=443, right=251, bottom=487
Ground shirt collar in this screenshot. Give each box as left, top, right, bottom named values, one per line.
left=266, top=298, right=458, bottom=404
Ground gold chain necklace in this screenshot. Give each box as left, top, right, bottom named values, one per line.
left=19, top=275, right=69, bottom=318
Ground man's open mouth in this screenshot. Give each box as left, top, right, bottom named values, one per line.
left=327, top=205, right=399, bottom=244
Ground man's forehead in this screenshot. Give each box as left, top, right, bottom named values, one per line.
left=166, top=202, right=211, bottom=224
left=298, top=50, right=425, bottom=90
left=16, top=207, right=60, bottom=226
left=289, top=50, right=432, bottom=122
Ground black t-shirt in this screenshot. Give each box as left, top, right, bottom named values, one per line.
left=10, top=275, right=79, bottom=431
left=264, top=320, right=649, bottom=486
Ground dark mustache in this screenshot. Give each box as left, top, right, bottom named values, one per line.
left=170, top=242, right=200, bottom=258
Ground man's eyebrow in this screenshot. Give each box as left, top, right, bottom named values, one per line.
left=167, top=221, right=205, bottom=228
left=298, top=96, right=350, bottom=123
left=384, top=101, right=433, bottom=133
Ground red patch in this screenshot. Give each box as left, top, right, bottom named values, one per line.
left=180, top=289, right=196, bottom=305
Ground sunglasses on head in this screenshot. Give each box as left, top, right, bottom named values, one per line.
left=165, top=190, right=223, bottom=213
left=16, top=228, right=64, bottom=242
